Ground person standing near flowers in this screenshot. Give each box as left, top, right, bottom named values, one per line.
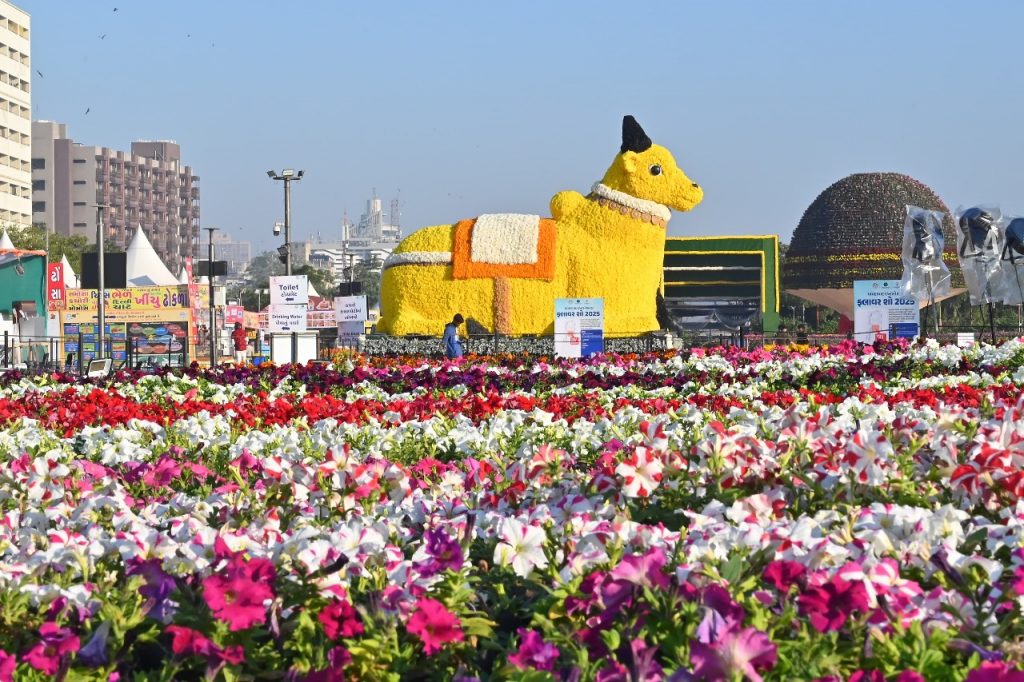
left=442, top=314, right=464, bottom=359
left=231, top=322, right=248, bottom=365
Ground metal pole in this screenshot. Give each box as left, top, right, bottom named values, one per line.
left=284, top=177, right=292, bottom=276
left=96, top=205, right=107, bottom=359
left=207, top=227, right=217, bottom=365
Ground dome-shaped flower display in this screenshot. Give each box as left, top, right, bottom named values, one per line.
left=784, top=172, right=964, bottom=315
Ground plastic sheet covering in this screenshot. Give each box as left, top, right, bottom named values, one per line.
left=900, top=205, right=951, bottom=304
left=955, top=206, right=1003, bottom=305
left=996, top=217, right=1024, bottom=305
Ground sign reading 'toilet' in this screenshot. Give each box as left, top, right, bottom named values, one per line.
left=270, top=275, right=309, bottom=306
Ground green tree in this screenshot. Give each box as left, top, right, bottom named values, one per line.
left=6, top=224, right=90, bottom=271
left=342, top=257, right=383, bottom=309
left=227, top=252, right=334, bottom=311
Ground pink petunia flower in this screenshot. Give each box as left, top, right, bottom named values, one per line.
left=0, top=650, right=14, bottom=682
left=406, top=598, right=464, bottom=655
left=318, top=599, right=364, bottom=640
left=24, top=622, right=81, bottom=676
left=848, top=670, right=885, bottom=682
left=165, top=625, right=216, bottom=658
left=508, top=628, right=559, bottom=671
left=610, top=546, right=670, bottom=590
left=690, top=626, right=777, bottom=682
left=797, top=576, right=870, bottom=633
left=895, top=671, right=926, bottom=682
left=966, top=662, right=1024, bottom=682
left=762, top=560, right=807, bottom=593
left=202, top=553, right=276, bottom=631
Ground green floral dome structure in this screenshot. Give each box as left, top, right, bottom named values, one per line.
left=783, top=172, right=964, bottom=316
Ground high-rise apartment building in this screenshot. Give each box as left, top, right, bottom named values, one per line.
left=0, top=2, right=31, bottom=227
left=31, top=122, right=200, bottom=273
left=201, top=231, right=252, bottom=277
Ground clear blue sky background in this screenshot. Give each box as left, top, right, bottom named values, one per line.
left=22, top=1, right=1024, bottom=254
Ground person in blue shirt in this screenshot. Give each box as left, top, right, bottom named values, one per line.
left=443, top=313, right=465, bottom=359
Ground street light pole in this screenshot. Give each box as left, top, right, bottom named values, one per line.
left=267, top=169, right=304, bottom=276
left=94, top=204, right=109, bottom=360
left=206, top=227, right=217, bottom=366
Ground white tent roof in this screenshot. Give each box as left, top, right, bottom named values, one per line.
left=126, top=226, right=178, bottom=287
left=0, top=230, right=14, bottom=250
left=178, top=267, right=190, bottom=285
left=60, top=254, right=79, bottom=288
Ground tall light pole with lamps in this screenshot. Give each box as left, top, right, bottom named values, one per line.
left=267, top=169, right=304, bottom=276
left=205, top=227, right=217, bottom=365
left=93, top=204, right=110, bottom=359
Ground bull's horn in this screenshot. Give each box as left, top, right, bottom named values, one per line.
left=621, top=115, right=652, bottom=154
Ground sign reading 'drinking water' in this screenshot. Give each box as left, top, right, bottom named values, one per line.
left=268, top=305, right=308, bottom=332
left=334, top=295, right=367, bottom=323
left=270, top=275, right=309, bottom=306
left=554, top=298, right=604, bottom=358
left=853, top=280, right=919, bottom=342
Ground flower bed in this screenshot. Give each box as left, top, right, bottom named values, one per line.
left=2, top=339, right=1024, bottom=679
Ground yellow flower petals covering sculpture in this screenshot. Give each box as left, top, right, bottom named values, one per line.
left=377, top=116, right=703, bottom=336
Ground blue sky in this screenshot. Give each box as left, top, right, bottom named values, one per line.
left=22, top=1, right=1024, bottom=254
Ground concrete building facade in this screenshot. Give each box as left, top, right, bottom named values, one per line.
left=199, top=230, right=252, bottom=277
left=31, top=122, right=200, bottom=273
left=0, top=2, right=31, bottom=227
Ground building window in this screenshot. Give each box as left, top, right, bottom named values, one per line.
left=32, top=179, right=44, bottom=191
left=31, top=157, right=44, bottom=170
left=32, top=201, right=45, bottom=212
left=73, top=222, right=87, bottom=228
left=73, top=201, right=86, bottom=207
left=73, top=158, right=86, bottom=164
left=73, top=180, right=86, bottom=185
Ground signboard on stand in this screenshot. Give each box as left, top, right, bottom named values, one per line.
left=334, top=296, right=367, bottom=323
left=853, top=280, right=919, bottom=341
left=47, top=263, right=65, bottom=311
left=270, top=275, right=309, bottom=306
left=268, top=305, right=308, bottom=332
left=554, top=298, right=604, bottom=358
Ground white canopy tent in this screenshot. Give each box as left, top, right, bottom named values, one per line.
left=60, top=254, right=79, bottom=288
left=125, top=226, right=178, bottom=287
left=0, top=230, right=15, bottom=250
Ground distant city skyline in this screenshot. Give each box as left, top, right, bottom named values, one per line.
left=20, top=1, right=1024, bottom=256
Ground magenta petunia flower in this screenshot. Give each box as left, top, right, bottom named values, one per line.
left=202, top=553, right=277, bottom=632
left=895, top=671, right=926, bottom=682
left=508, top=628, right=559, bottom=671
left=966, top=662, right=1024, bottom=682
left=203, top=573, right=275, bottom=631
left=848, top=670, right=885, bottom=682
left=142, top=455, right=183, bottom=487
left=406, top=598, right=464, bottom=655
left=797, top=576, right=870, bottom=633
left=165, top=625, right=215, bottom=658
left=0, top=649, right=14, bottom=682
left=610, top=546, right=670, bottom=590
left=304, top=646, right=352, bottom=682
left=762, top=560, right=807, bottom=593
left=24, top=622, right=81, bottom=676
left=690, top=626, right=776, bottom=682
left=318, top=599, right=364, bottom=640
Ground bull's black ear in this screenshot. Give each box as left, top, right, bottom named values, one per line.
left=621, top=115, right=652, bottom=154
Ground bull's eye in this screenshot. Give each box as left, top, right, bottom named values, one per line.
left=649, top=164, right=662, bottom=176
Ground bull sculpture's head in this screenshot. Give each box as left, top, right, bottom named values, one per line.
left=599, top=116, right=704, bottom=214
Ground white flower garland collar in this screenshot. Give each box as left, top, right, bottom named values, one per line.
left=590, top=183, right=672, bottom=226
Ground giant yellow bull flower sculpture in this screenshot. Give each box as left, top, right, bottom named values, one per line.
left=377, top=116, right=703, bottom=336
